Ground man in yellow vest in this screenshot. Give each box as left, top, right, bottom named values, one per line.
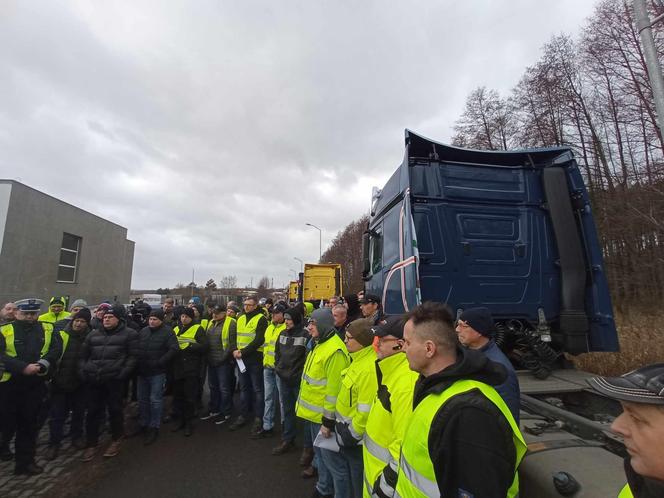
left=588, top=363, right=664, bottom=497
left=363, top=316, right=417, bottom=498
left=396, top=301, right=526, bottom=498
left=38, top=296, right=70, bottom=325
left=0, top=298, right=62, bottom=475
left=230, top=296, right=269, bottom=434
left=254, top=303, right=287, bottom=438
left=335, top=318, right=378, bottom=498
left=200, top=304, right=237, bottom=425
left=296, top=307, right=350, bottom=498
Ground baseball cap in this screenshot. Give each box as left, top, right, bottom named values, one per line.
left=587, top=363, right=664, bottom=406
left=371, top=315, right=403, bottom=339
left=360, top=294, right=381, bottom=305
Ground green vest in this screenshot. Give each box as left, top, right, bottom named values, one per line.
left=296, top=334, right=349, bottom=423
left=618, top=483, right=634, bottom=498
left=363, top=353, right=418, bottom=498
left=0, top=322, right=54, bottom=382
left=236, top=313, right=264, bottom=352
left=263, top=322, right=286, bottom=368
left=38, top=310, right=70, bottom=325
left=395, top=379, right=527, bottom=498
left=173, top=324, right=202, bottom=350
left=335, top=346, right=378, bottom=442
left=219, top=317, right=234, bottom=350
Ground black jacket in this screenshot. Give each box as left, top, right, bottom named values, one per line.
left=53, top=322, right=89, bottom=392
left=0, top=320, right=62, bottom=384
left=411, top=347, right=515, bottom=498
left=275, top=308, right=309, bottom=386
left=172, top=323, right=206, bottom=380
left=136, top=324, right=179, bottom=377
left=78, top=322, right=139, bottom=384
left=624, top=458, right=664, bottom=498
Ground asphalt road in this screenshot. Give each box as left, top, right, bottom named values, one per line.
left=55, top=398, right=315, bottom=498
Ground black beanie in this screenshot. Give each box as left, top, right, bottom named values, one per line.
left=180, top=307, right=195, bottom=320
left=459, top=307, right=494, bottom=337
left=104, top=304, right=126, bottom=321
left=72, top=307, right=92, bottom=324
left=149, top=309, right=165, bottom=321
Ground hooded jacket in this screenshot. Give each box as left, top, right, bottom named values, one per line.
left=38, top=298, right=71, bottom=325
left=410, top=347, right=516, bottom=498
left=275, top=308, right=308, bottom=386
left=172, top=322, right=206, bottom=380
left=78, top=321, right=138, bottom=384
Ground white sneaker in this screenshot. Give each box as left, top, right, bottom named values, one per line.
left=200, top=412, right=221, bottom=421
left=214, top=415, right=232, bottom=425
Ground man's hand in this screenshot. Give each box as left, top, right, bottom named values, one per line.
left=22, top=364, right=41, bottom=376
left=321, top=426, right=332, bottom=438
left=233, top=350, right=242, bottom=359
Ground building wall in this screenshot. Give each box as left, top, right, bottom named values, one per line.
left=0, top=181, right=134, bottom=306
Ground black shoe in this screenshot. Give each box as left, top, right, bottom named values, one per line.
left=14, top=462, right=44, bottom=476
left=144, top=428, right=159, bottom=446
left=184, top=421, right=193, bottom=437
left=44, top=445, right=59, bottom=461
left=72, top=437, right=86, bottom=450
left=272, top=440, right=295, bottom=455
left=127, top=425, right=146, bottom=438
left=310, top=488, right=332, bottom=498
left=228, top=416, right=247, bottom=431
left=171, top=422, right=185, bottom=432
left=214, top=415, right=232, bottom=425
left=0, top=445, right=13, bottom=462
left=250, top=428, right=274, bottom=439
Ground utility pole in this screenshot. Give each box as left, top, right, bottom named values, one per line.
left=305, top=223, right=322, bottom=263
left=634, top=0, right=664, bottom=134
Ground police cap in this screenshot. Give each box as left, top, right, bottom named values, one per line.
left=15, top=298, right=44, bottom=312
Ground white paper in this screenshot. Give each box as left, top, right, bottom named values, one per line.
left=314, top=429, right=340, bottom=453
left=236, top=357, right=247, bottom=373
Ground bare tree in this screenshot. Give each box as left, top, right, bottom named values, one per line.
left=452, top=87, right=513, bottom=150
left=219, top=275, right=237, bottom=290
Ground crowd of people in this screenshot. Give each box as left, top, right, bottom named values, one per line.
left=1, top=293, right=663, bottom=497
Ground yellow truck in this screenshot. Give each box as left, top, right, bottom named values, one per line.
left=299, top=263, right=343, bottom=302
left=288, top=281, right=299, bottom=302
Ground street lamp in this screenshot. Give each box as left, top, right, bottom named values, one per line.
left=294, top=257, right=303, bottom=272
left=289, top=269, right=297, bottom=278
left=305, top=223, right=322, bottom=262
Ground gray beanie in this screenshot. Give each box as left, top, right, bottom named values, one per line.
left=70, top=299, right=88, bottom=311
left=310, top=308, right=335, bottom=335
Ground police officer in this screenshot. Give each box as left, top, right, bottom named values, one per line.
left=0, top=298, right=62, bottom=475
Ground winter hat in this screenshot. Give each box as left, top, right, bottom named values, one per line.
left=227, top=304, right=240, bottom=314
left=310, top=308, right=335, bottom=335
left=72, top=307, right=91, bottom=324
left=193, top=304, right=204, bottom=317
left=70, top=299, right=88, bottom=311
left=180, top=307, right=196, bottom=320
left=284, top=307, right=303, bottom=326
left=50, top=296, right=66, bottom=306
left=272, top=304, right=287, bottom=315
left=103, top=304, right=126, bottom=321
left=459, top=307, right=494, bottom=337
left=149, top=309, right=165, bottom=321
left=346, top=318, right=374, bottom=347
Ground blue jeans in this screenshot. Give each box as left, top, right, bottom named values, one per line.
left=309, top=422, right=334, bottom=496
left=263, top=367, right=281, bottom=430
left=276, top=376, right=299, bottom=442
left=345, top=445, right=364, bottom=498
left=321, top=445, right=354, bottom=498
left=238, top=356, right=264, bottom=419
left=208, top=364, right=234, bottom=416
left=137, top=374, right=165, bottom=429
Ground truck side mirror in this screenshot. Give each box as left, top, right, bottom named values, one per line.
left=362, top=231, right=371, bottom=278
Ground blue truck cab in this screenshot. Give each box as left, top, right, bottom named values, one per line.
left=362, top=130, right=618, bottom=360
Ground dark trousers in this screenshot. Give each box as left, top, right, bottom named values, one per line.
left=0, top=380, right=46, bottom=469
left=208, top=363, right=235, bottom=417
left=173, top=376, right=198, bottom=422
left=49, top=386, right=87, bottom=446
left=238, top=356, right=264, bottom=419
left=0, top=382, right=16, bottom=451
left=86, top=380, right=125, bottom=446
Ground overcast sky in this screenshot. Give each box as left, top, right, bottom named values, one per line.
left=0, top=0, right=598, bottom=289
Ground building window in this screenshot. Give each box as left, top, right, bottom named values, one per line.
left=57, top=233, right=81, bottom=283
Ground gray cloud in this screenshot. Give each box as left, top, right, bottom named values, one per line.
left=0, top=0, right=596, bottom=289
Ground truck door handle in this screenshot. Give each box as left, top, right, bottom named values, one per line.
left=515, top=243, right=526, bottom=257
left=461, top=242, right=471, bottom=255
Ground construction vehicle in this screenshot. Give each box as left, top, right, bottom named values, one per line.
left=362, top=130, right=626, bottom=496
left=288, top=280, right=299, bottom=302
